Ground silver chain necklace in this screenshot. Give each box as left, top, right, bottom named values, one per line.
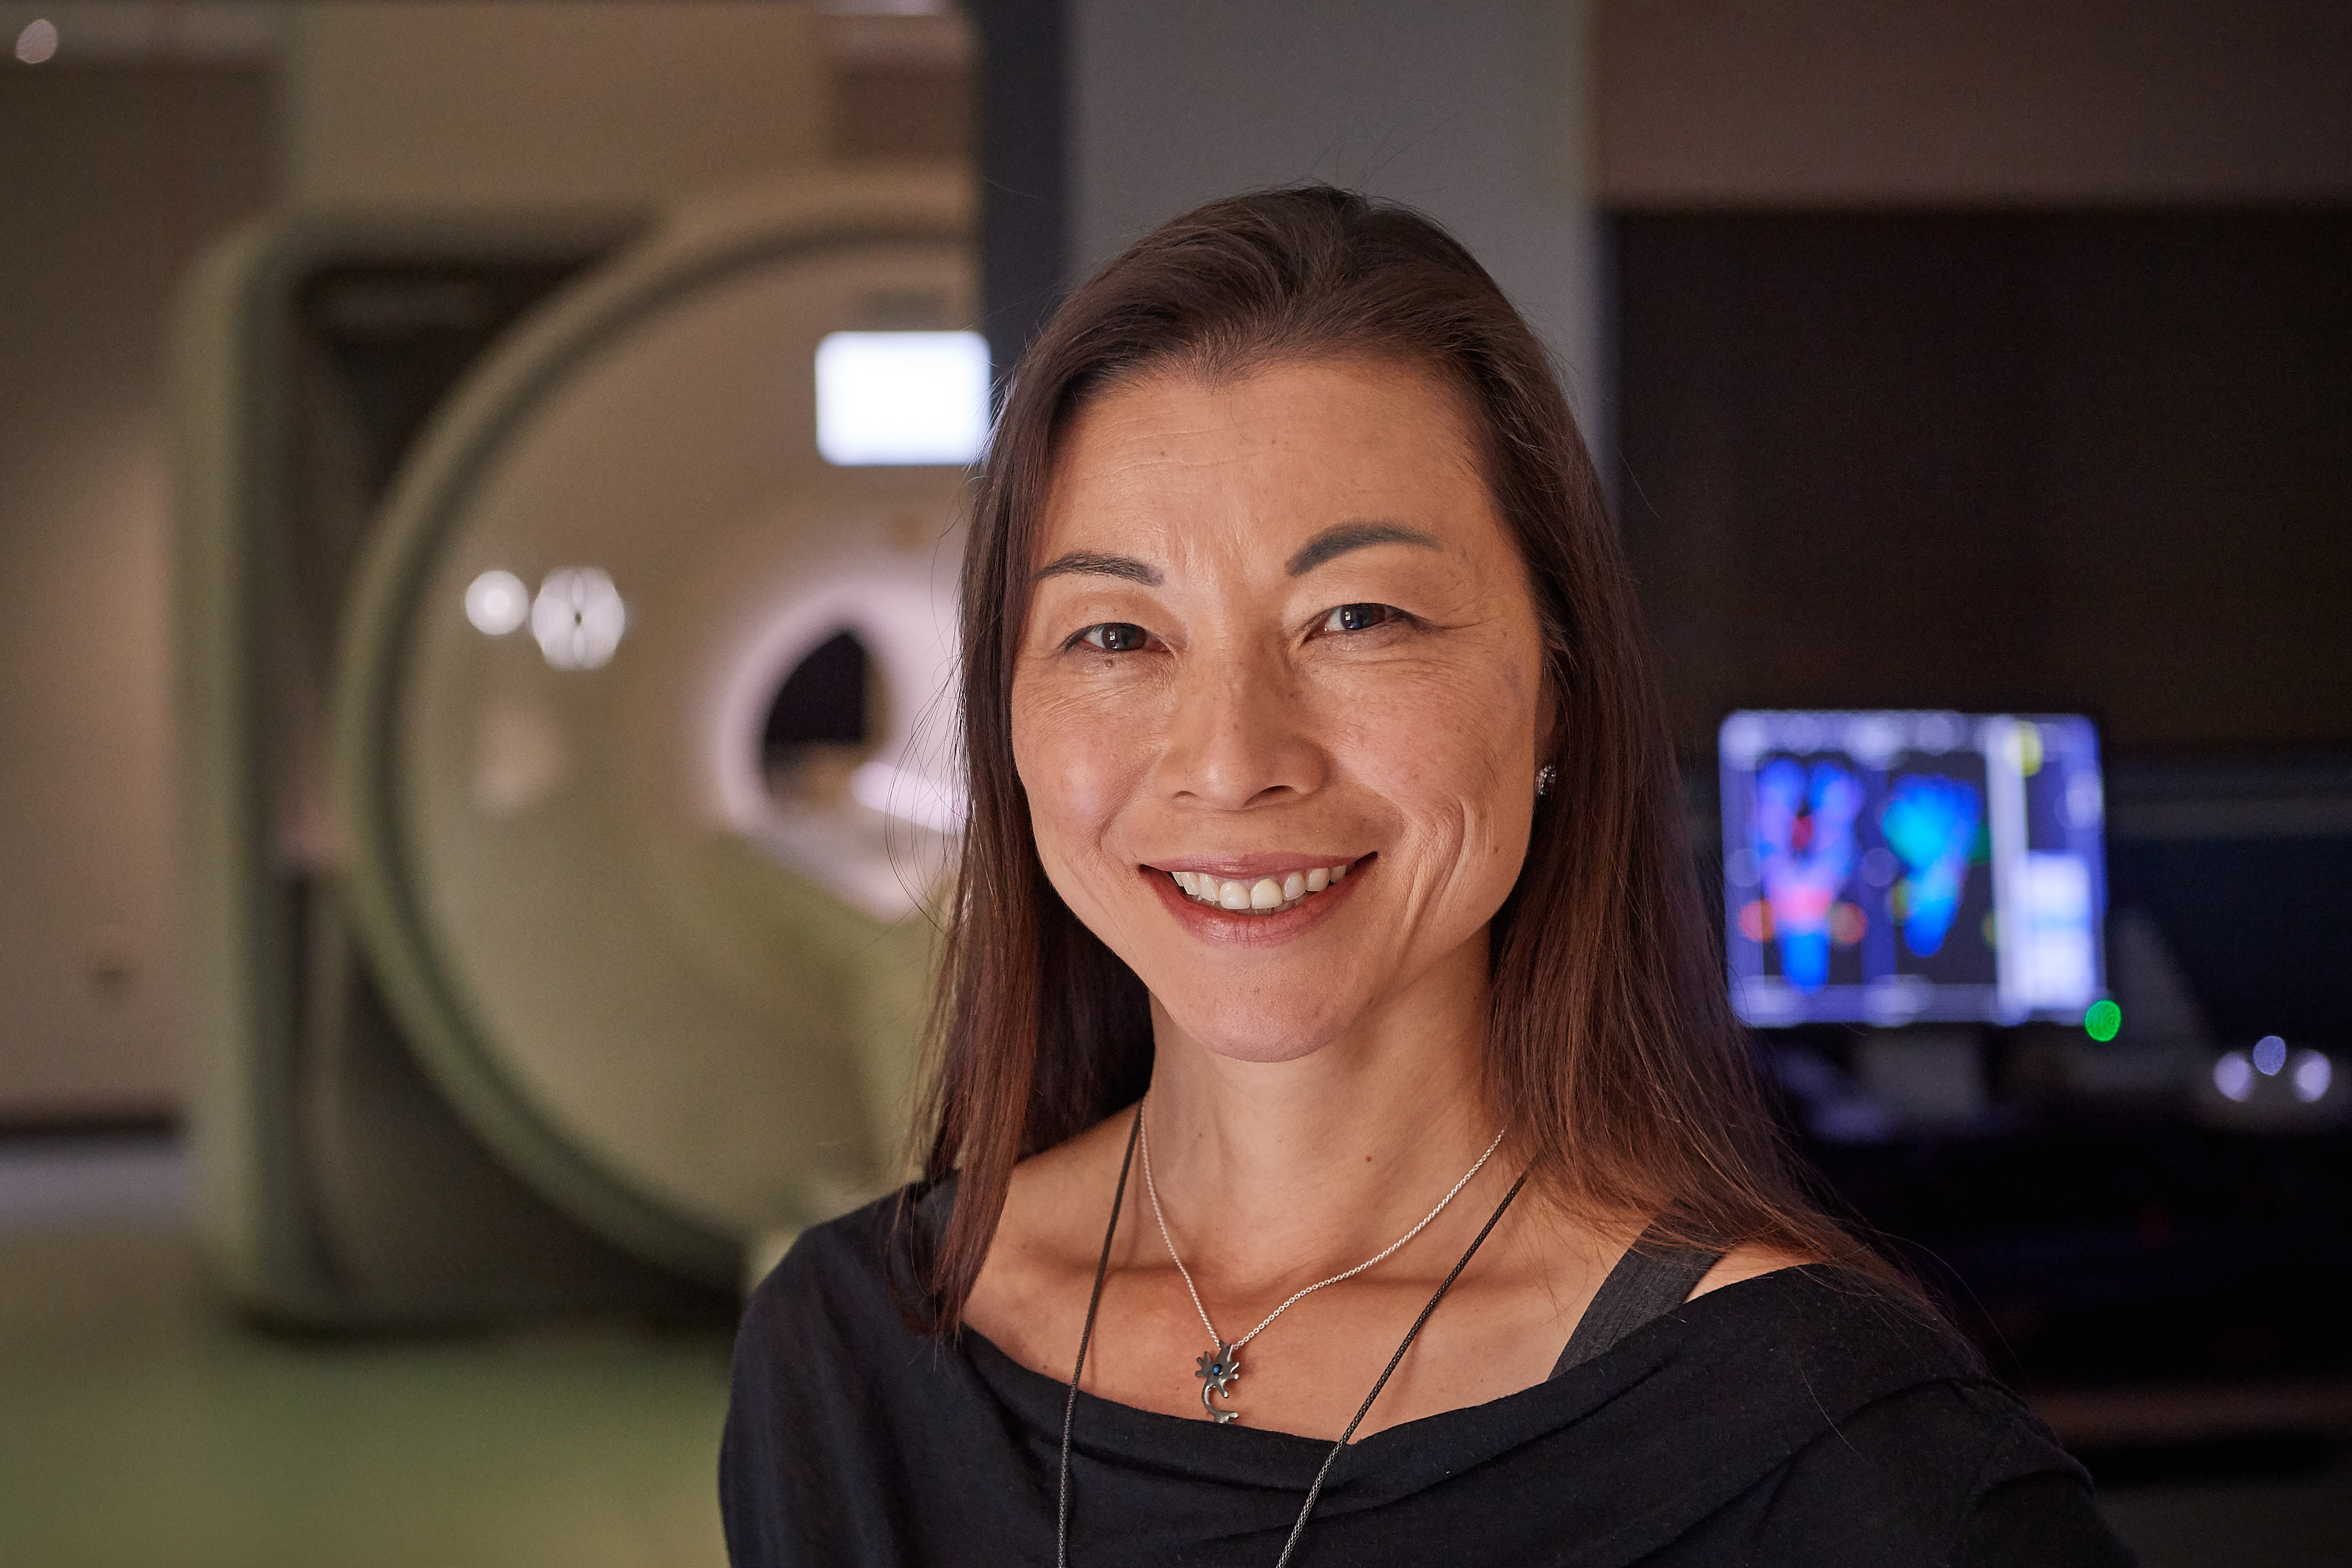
left=1057, top=1103, right=1528, bottom=1568
left=1138, top=1098, right=1508, bottom=1424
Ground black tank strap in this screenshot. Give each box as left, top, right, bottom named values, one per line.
left=1550, top=1225, right=1725, bottom=1379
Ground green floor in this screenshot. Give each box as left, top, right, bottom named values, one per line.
left=0, top=1225, right=735, bottom=1568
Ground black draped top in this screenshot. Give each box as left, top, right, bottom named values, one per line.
left=719, top=1190, right=2137, bottom=1567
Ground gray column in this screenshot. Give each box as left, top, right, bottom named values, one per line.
left=1067, top=0, right=1605, bottom=447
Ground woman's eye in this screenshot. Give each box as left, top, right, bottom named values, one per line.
left=1321, top=602, right=1398, bottom=634
left=1077, top=622, right=1149, bottom=652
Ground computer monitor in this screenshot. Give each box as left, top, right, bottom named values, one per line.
left=1718, top=710, right=2108, bottom=1028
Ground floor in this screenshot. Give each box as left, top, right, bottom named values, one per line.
left=0, top=1138, right=732, bottom=1568
left=3, top=1136, right=2349, bottom=1567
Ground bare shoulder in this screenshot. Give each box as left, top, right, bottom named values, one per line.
left=1688, top=1241, right=1820, bottom=1301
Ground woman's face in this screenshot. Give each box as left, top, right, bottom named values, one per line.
left=1011, top=357, right=1549, bottom=1063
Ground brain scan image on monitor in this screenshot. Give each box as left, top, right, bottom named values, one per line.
left=1881, top=747, right=1998, bottom=991
left=1882, top=772, right=1979, bottom=956
left=1750, top=755, right=1864, bottom=993
left=1720, top=711, right=2106, bottom=1027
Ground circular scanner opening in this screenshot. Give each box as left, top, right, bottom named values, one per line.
left=762, top=628, right=882, bottom=807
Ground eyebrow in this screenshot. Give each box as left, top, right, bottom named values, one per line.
left=1032, top=551, right=1162, bottom=586
left=1284, top=521, right=1442, bottom=577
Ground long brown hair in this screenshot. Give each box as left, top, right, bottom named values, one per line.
left=906, top=186, right=1886, bottom=1332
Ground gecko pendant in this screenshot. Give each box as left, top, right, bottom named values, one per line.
left=1195, top=1341, right=1242, bottom=1424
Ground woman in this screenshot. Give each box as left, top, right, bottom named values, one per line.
left=721, top=188, right=2134, bottom=1566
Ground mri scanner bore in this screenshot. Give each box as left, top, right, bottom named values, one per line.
left=179, top=174, right=980, bottom=1324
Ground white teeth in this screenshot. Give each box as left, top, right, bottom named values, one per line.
left=1168, top=858, right=1359, bottom=914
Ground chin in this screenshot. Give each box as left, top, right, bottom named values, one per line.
left=1152, top=993, right=1352, bottom=1065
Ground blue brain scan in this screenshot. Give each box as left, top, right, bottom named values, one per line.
left=1752, top=757, right=1862, bottom=991
left=1880, top=772, right=1983, bottom=959
left=1719, top=711, right=2106, bottom=1027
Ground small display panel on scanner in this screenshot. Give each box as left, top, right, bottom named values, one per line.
left=814, top=329, right=991, bottom=466
left=1719, top=711, right=2107, bottom=1027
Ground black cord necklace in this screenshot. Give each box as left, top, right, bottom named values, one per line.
left=1056, top=1103, right=1529, bottom=1568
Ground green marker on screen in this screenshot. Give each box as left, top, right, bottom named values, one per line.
left=2084, top=999, right=2122, bottom=1042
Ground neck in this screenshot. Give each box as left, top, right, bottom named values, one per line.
left=1138, top=932, right=1500, bottom=1292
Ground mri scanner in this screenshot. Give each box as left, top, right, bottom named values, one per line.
left=175, top=171, right=975, bottom=1324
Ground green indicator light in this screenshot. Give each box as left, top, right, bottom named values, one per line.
left=2084, top=999, right=2122, bottom=1042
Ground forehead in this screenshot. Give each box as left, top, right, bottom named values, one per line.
left=1034, top=357, right=1500, bottom=567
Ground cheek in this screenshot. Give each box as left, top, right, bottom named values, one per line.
left=1010, top=680, right=1153, bottom=878
left=1326, top=654, right=1536, bottom=824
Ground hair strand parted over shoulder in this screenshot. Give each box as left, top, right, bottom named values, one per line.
left=900, top=185, right=1900, bottom=1334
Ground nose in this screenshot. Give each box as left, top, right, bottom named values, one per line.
left=1154, top=638, right=1328, bottom=810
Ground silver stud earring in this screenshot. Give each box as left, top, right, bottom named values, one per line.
left=1535, top=763, right=1557, bottom=799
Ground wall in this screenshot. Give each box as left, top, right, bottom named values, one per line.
left=1068, top=0, right=1606, bottom=439
left=0, top=59, right=274, bottom=1119
left=282, top=3, right=829, bottom=208
left=1596, top=0, right=2352, bottom=205
left=1616, top=210, right=2352, bottom=755
left=1595, top=0, right=2352, bottom=757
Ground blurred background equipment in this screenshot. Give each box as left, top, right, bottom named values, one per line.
left=177, top=171, right=975, bottom=1326
left=1653, top=190, right=2352, bottom=1491
left=1721, top=709, right=2110, bottom=1029
left=6, top=5, right=979, bottom=1562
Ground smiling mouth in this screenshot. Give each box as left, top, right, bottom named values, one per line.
left=1163, top=857, right=1365, bottom=916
